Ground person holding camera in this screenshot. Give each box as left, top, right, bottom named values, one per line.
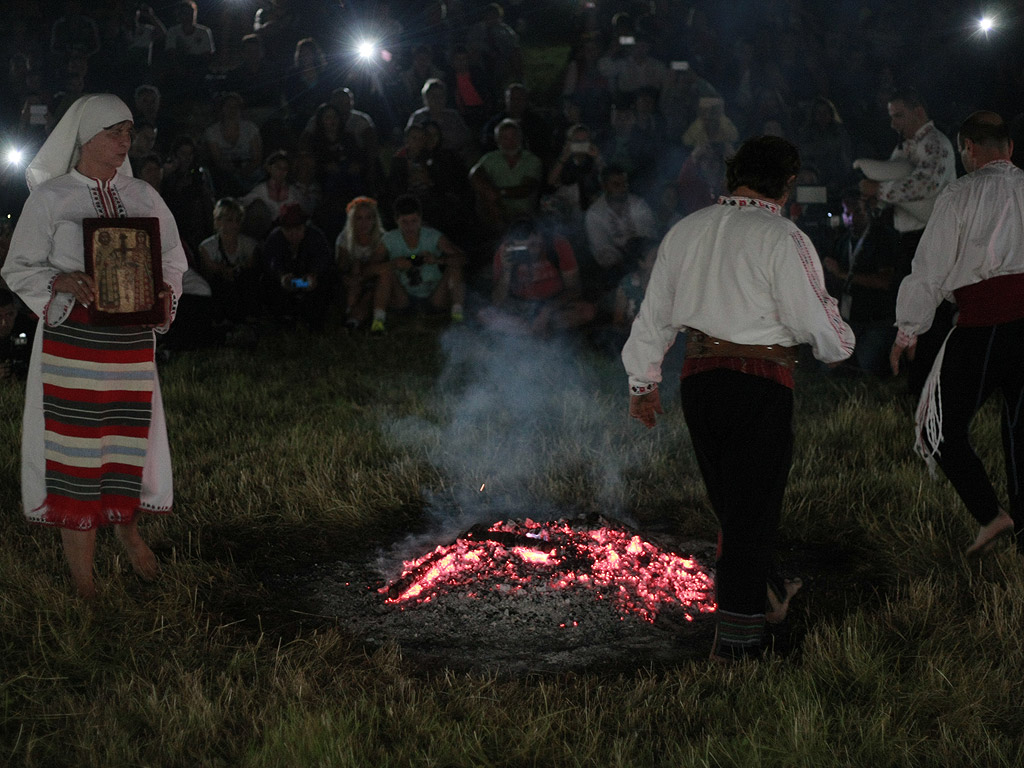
left=482, top=218, right=595, bottom=337
left=260, top=203, right=335, bottom=332
left=381, top=194, right=465, bottom=328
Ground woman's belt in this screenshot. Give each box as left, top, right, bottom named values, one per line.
left=685, top=329, right=799, bottom=369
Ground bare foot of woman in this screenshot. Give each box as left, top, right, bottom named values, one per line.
left=115, top=520, right=160, bottom=581
left=61, top=528, right=99, bottom=599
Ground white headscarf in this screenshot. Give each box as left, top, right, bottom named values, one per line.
left=25, top=94, right=134, bottom=191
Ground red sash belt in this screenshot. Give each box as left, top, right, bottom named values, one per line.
left=954, top=273, right=1024, bottom=326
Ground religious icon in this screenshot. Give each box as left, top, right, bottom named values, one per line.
left=83, top=218, right=165, bottom=325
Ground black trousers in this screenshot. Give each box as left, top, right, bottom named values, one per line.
left=928, top=318, right=1024, bottom=552
left=680, top=369, right=794, bottom=617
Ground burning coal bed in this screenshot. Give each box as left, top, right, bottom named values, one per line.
left=295, top=517, right=720, bottom=674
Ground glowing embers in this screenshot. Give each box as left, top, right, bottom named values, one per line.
left=381, top=518, right=717, bottom=622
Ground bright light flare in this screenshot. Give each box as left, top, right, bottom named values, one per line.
left=5, top=147, right=24, bottom=167
left=978, top=16, right=995, bottom=32
left=356, top=40, right=377, bottom=60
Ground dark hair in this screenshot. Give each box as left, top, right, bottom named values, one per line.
left=170, top=133, right=195, bottom=153
left=957, top=111, right=1010, bottom=150
left=138, top=152, right=163, bottom=170
left=725, top=136, right=801, bottom=199
left=889, top=87, right=926, bottom=114
left=600, top=163, right=628, bottom=184
left=0, top=288, right=15, bottom=307
left=393, top=194, right=422, bottom=218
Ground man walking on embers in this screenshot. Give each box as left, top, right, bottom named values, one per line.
left=622, top=136, right=855, bottom=662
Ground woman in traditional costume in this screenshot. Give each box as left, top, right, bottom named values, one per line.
left=2, top=94, right=186, bottom=598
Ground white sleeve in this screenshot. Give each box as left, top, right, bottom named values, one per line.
left=894, top=191, right=959, bottom=337
left=151, top=188, right=188, bottom=332
left=772, top=229, right=856, bottom=364
left=621, top=239, right=682, bottom=392
left=1, top=189, right=72, bottom=323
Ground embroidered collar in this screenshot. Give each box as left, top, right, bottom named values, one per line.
left=717, top=195, right=781, bottom=215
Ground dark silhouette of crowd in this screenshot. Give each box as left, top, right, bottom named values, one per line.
left=1, top=0, right=1022, bottom=356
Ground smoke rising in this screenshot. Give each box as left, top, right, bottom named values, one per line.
left=381, top=324, right=662, bottom=566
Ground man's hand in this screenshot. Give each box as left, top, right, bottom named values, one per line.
left=629, top=389, right=663, bottom=429
left=889, top=335, right=917, bottom=375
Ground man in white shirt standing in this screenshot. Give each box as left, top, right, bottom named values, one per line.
left=855, top=88, right=955, bottom=395
left=890, top=111, right=1023, bottom=559
left=623, top=136, right=855, bottom=661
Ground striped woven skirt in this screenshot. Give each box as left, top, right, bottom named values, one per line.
left=30, top=307, right=156, bottom=530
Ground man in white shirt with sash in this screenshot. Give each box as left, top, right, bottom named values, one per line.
left=890, top=111, right=1023, bottom=559
left=623, top=136, right=854, bottom=661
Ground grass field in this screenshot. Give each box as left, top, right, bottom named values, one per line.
left=1, top=320, right=1022, bottom=767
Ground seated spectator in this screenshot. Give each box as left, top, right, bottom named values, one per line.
left=198, top=197, right=262, bottom=324
left=653, top=180, right=684, bottom=234
left=470, top=119, right=543, bottom=238
left=480, top=83, right=553, bottom=162
left=283, top=37, right=334, bottom=131
left=132, top=84, right=174, bottom=154
left=382, top=194, right=466, bottom=328
left=584, top=164, right=658, bottom=290
left=796, top=96, right=854, bottom=205
left=335, top=197, right=391, bottom=332
left=304, top=87, right=383, bottom=199
left=203, top=92, right=264, bottom=197
left=675, top=140, right=732, bottom=216
left=163, top=0, right=215, bottom=96
left=406, top=78, right=473, bottom=160
left=387, top=123, right=434, bottom=212
left=821, top=189, right=898, bottom=376
left=613, top=242, right=657, bottom=330
left=290, top=149, right=323, bottom=220
left=126, top=4, right=167, bottom=70
left=446, top=44, right=497, bottom=138
left=133, top=152, right=165, bottom=192
left=49, top=1, right=100, bottom=60
left=545, top=123, right=604, bottom=242
left=260, top=203, right=336, bottom=332
left=630, top=86, right=668, bottom=189
left=609, top=33, right=667, bottom=101
left=223, top=33, right=282, bottom=121
left=480, top=218, right=595, bottom=336
left=661, top=61, right=720, bottom=148
left=682, top=96, right=739, bottom=149
left=599, top=94, right=659, bottom=192
left=242, top=150, right=301, bottom=236
left=419, top=120, right=477, bottom=250
left=397, top=45, right=445, bottom=128
left=162, top=245, right=217, bottom=352
left=128, top=121, right=159, bottom=174
left=593, top=241, right=657, bottom=355
left=300, top=102, right=369, bottom=241
left=466, top=3, right=524, bottom=88
left=562, top=35, right=612, bottom=130
left=161, top=133, right=216, bottom=255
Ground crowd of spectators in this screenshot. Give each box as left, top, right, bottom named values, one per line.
left=1, top=0, right=1022, bottom=359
